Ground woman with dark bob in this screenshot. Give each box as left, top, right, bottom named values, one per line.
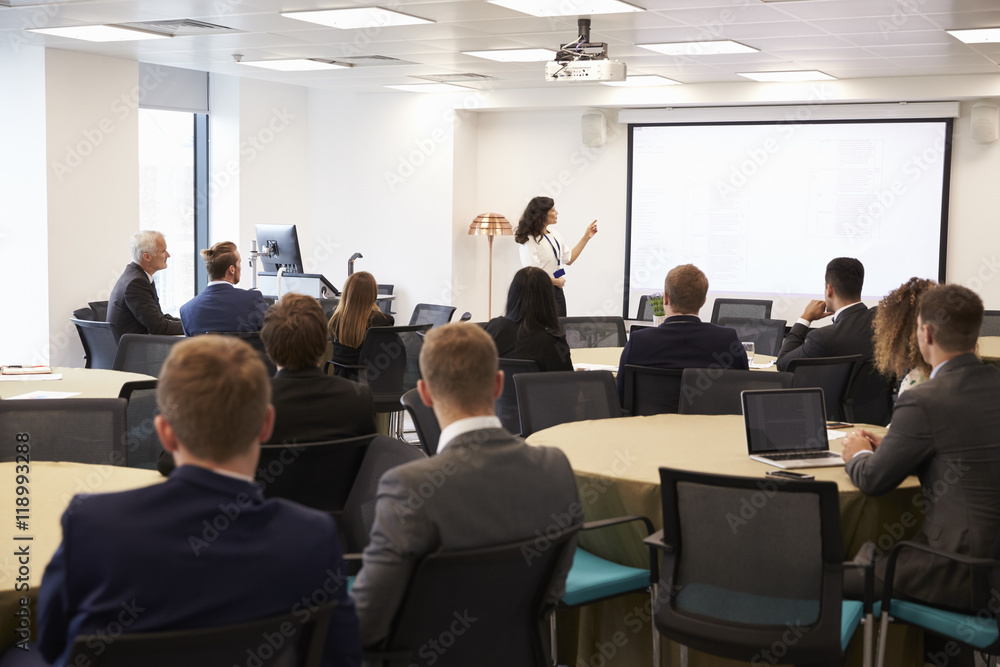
left=328, top=271, right=394, bottom=377
left=485, top=266, right=573, bottom=372
left=873, top=277, right=936, bottom=398
left=515, top=196, right=598, bottom=316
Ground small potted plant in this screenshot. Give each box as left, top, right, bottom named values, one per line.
left=648, top=294, right=665, bottom=326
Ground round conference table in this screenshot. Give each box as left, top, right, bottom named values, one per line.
left=528, top=414, right=923, bottom=667
left=0, top=367, right=154, bottom=400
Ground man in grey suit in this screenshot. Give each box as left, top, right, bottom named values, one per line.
left=351, top=323, right=582, bottom=647
left=842, top=284, right=1000, bottom=614
left=107, top=230, right=183, bottom=336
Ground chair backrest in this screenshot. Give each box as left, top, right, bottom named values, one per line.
left=655, top=467, right=846, bottom=662
left=842, top=358, right=894, bottom=427
left=112, top=334, right=184, bottom=377
left=0, top=398, right=127, bottom=465
left=73, top=307, right=96, bottom=321
left=678, top=368, right=794, bottom=416
left=71, top=318, right=121, bottom=370
left=257, top=434, right=375, bottom=514
left=982, top=310, right=1000, bottom=337
left=622, top=365, right=683, bottom=416
left=710, top=298, right=773, bottom=324
left=208, top=331, right=277, bottom=376
left=629, top=324, right=652, bottom=336
left=400, top=388, right=441, bottom=456
left=341, top=436, right=427, bottom=553
left=88, top=300, right=109, bottom=322
left=558, top=316, right=627, bottom=349
left=496, top=358, right=541, bottom=434
left=787, top=355, right=862, bottom=422
left=514, top=370, right=621, bottom=437
left=118, top=380, right=161, bottom=469
left=356, top=324, right=432, bottom=410
left=382, top=530, right=578, bottom=667
left=318, top=297, right=340, bottom=322
left=458, top=311, right=472, bottom=322
left=408, top=303, right=456, bottom=328
left=377, top=284, right=395, bottom=315
left=67, top=601, right=337, bottom=667
left=717, top=317, right=787, bottom=357
left=636, top=295, right=654, bottom=321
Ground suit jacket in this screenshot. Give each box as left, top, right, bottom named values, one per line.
left=776, top=303, right=892, bottom=425
left=845, top=353, right=1000, bottom=613
left=178, top=282, right=269, bottom=336
left=269, top=367, right=377, bottom=444
left=37, top=465, right=362, bottom=667
left=484, top=316, right=573, bottom=372
left=107, top=262, right=183, bottom=337
left=615, top=315, right=749, bottom=399
left=350, top=428, right=582, bottom=647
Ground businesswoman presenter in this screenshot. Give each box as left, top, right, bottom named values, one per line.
left=515, top=196, right=598, bottom=317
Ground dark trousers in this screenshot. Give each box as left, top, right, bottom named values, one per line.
left=553, top=286, right=567, bottom=317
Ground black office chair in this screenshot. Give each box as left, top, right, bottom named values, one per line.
left=717, top=317, right=788, bottom=357
left=843, top=359, right=894, bottom=426
left=787, top=354, right=863, bottom=423
left=514, top=371, right=621, bottom=437
left=118, top=380, right=160, bottom=469
left=621, top=365, right=683, bottom=416
left=400, top=388, right=440, bottom=456
left=112, top=334, right=184, bottom=378
left=495, top=358, right=540, bottom=434
left=366, top=531, right=579, bottom=667
left=458, top=311, right=472, bottom=322
left=88, top=300, right=109, bottom=322
left=982, top=310, right=1000, bottom=336
left=67, top=601, right=339, bottom=667
left=377, top=284, right=395, bottom=315
left=208, top=331, right=277, bottom=376
left=647, top=467, right=873, bottom=666
left=0, top=398, right=127, bottom=465
left=256, top=434, right=375, bottom=514
left=629, top=324, right=652, bottom=336
left=318, top=297, right=340, bottom=322
left=71, top=318, right=120, bottom=370
left=73, top=307, right=96, bottom=321
left=678, top=368, right=794, bottom=416
left=636, top=295, right=655, bottom=321
left=710, top=298, right=773, bottom=324
left=558, top=317, right=627, bottom=349
left=408, top=303, right=456, bottom=328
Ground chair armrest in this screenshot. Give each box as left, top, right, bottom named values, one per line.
left=832, top=556, right=876, bottom=614
left=581, top=515, right=659, bottom=583
left=323, top=360, right=364, bottom=376
left=881, top=540, right=1000, bottom=613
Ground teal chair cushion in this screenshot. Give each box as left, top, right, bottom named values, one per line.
left=841, top=600, right=864, bottom=651
left=876, top=599, right=999, bottom=650
left=348, top=576, right=355, bottom=593
left=561, top=548, right=649, bottom=607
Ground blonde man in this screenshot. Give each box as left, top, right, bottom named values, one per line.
left=107, top=230, right=183, bottom=336
left=179, top=240, right=269, bottom=336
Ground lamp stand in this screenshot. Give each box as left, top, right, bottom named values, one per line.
left=488, top=234, right=494, bottom=319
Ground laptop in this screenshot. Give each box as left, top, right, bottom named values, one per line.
left=742, top=388, right=845, bottom=469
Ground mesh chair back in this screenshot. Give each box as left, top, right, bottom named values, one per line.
left=73, top=307, right=96, bottom=321
left=622, top=365, right=683, bottom=416
left=0, top=399, right=127, bottom=465
left=318, top=298, right=340, bottom=322
left=257, top=434, right=375, bottom=514
left=341, top=436, right=426, bottom=553
left=208, top=331, right=277, bottom=376
left=400, top=389, right=441, bottom=456
left=656, top=467, right=846, bottom=662
left=88, top=300, right=109, bottom=322
left=558, top=317, right=627, bottom=349
left=678, top=368, right=794, bottom=416
left=377, top=284, right=395, bottom=315
left=112, top=334, right=183, bottom=377
left=71, top=318, right=121, bottom=370
left=118, top=380, right=161, bottom=469
left=383, top=530, right=578, bottom=667
left=636, top=295, right=654, bottom=321
left=514, top=371, right=621, bottom=437
left=408, top=303, right=456, bottom=328
left=356, top=325, right=431, bottom=413
left=67, top=601, right=337, bottom=667
left=788, top=355, right=862, bottom=422
left=710, top=299, right=773, bottom=324
left=717, top=317, right=787, bottom=357
left=496, top=358, right=540, bottom=434
left=982, top=311, right=1000, bottom=337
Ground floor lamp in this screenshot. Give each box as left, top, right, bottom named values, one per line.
left=468, top=213, right=513, bottom=319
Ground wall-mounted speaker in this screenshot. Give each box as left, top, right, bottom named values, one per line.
left=582, top=109, right=607, bottom=147
left=971, top=102, right=999, bottom=144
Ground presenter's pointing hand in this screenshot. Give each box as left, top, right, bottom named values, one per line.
left=585, top=221, right=598, bottom=239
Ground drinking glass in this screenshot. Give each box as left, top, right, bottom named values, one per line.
left=742, top=341, right=755, bottom=364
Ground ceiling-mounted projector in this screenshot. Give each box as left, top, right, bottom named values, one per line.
left=545, top=18, right=626, bottom=83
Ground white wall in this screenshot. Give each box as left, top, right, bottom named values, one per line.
left=45, top=50, right=140, bottom=367
left=207, top=74, right=241, bottom=254
left=0, top=45, right=49, bottom=364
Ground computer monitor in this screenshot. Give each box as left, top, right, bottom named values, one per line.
left=255, top=224, right=303, bottom=273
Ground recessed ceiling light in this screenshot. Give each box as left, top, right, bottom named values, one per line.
left=638, top=40, right=758, bottom=56
left=240, top=59, right=349, bottom=71
left=384, top=83, right=470, bottom=92
left=602, top=74, right=681, bottom=87
left=463, top=48, right=557, bottom=62
left=738, top=70, right=835, bottom=82
left=28, top=25, right=169, bottom=42
left=946, top=27, right=1000, bottom=44
left=281, top=7, right=433, bottom=29
left=488, top=0, right=642, bottom=17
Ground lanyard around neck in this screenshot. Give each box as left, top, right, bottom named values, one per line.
left=543, top=234, right=561, bottom=266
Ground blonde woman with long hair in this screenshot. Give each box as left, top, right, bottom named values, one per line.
left=328, top=271, right=394, bottom=378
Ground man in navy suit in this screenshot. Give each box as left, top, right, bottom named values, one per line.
left=36, top=336, right=362, bottom=667
left=179, top=240, right=269, bottom=336
left=107, top=230, right=183, bottom=336
left=616, top=264, right=748, bottom=400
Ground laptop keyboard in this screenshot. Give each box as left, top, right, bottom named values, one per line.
left=766, top=451, right=841, bottom=461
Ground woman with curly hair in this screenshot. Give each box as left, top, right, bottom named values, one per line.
left=515, top=196, right=598, bottom=317
left=873, top=277, right=936, bottom=398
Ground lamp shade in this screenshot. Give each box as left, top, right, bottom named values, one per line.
left=468, top=213, right=513, bottom=236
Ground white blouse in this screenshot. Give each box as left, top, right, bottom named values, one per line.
left=518, top=228, right=570, bottom=278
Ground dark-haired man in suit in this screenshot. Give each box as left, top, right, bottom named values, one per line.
left=107, top=230, right=183, bottom=336
left=179, top=240, right=269, bottom=336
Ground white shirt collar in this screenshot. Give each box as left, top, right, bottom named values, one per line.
left=929, top=358, right=952, bottom=380
left=832, top=302, right=862, bottom=323
left=210, top=467, right=256, bottom=483
left=144, top=269, right=155, bottom=283
left=437, top=415, right=503, bottom=453
left=207, top=280, right=234, bottom=287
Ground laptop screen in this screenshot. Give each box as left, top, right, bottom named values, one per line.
left=742, top=388, right=829, bottom=455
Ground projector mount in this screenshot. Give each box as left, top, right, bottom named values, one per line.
left=554, top=18, right=610, bottom=64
